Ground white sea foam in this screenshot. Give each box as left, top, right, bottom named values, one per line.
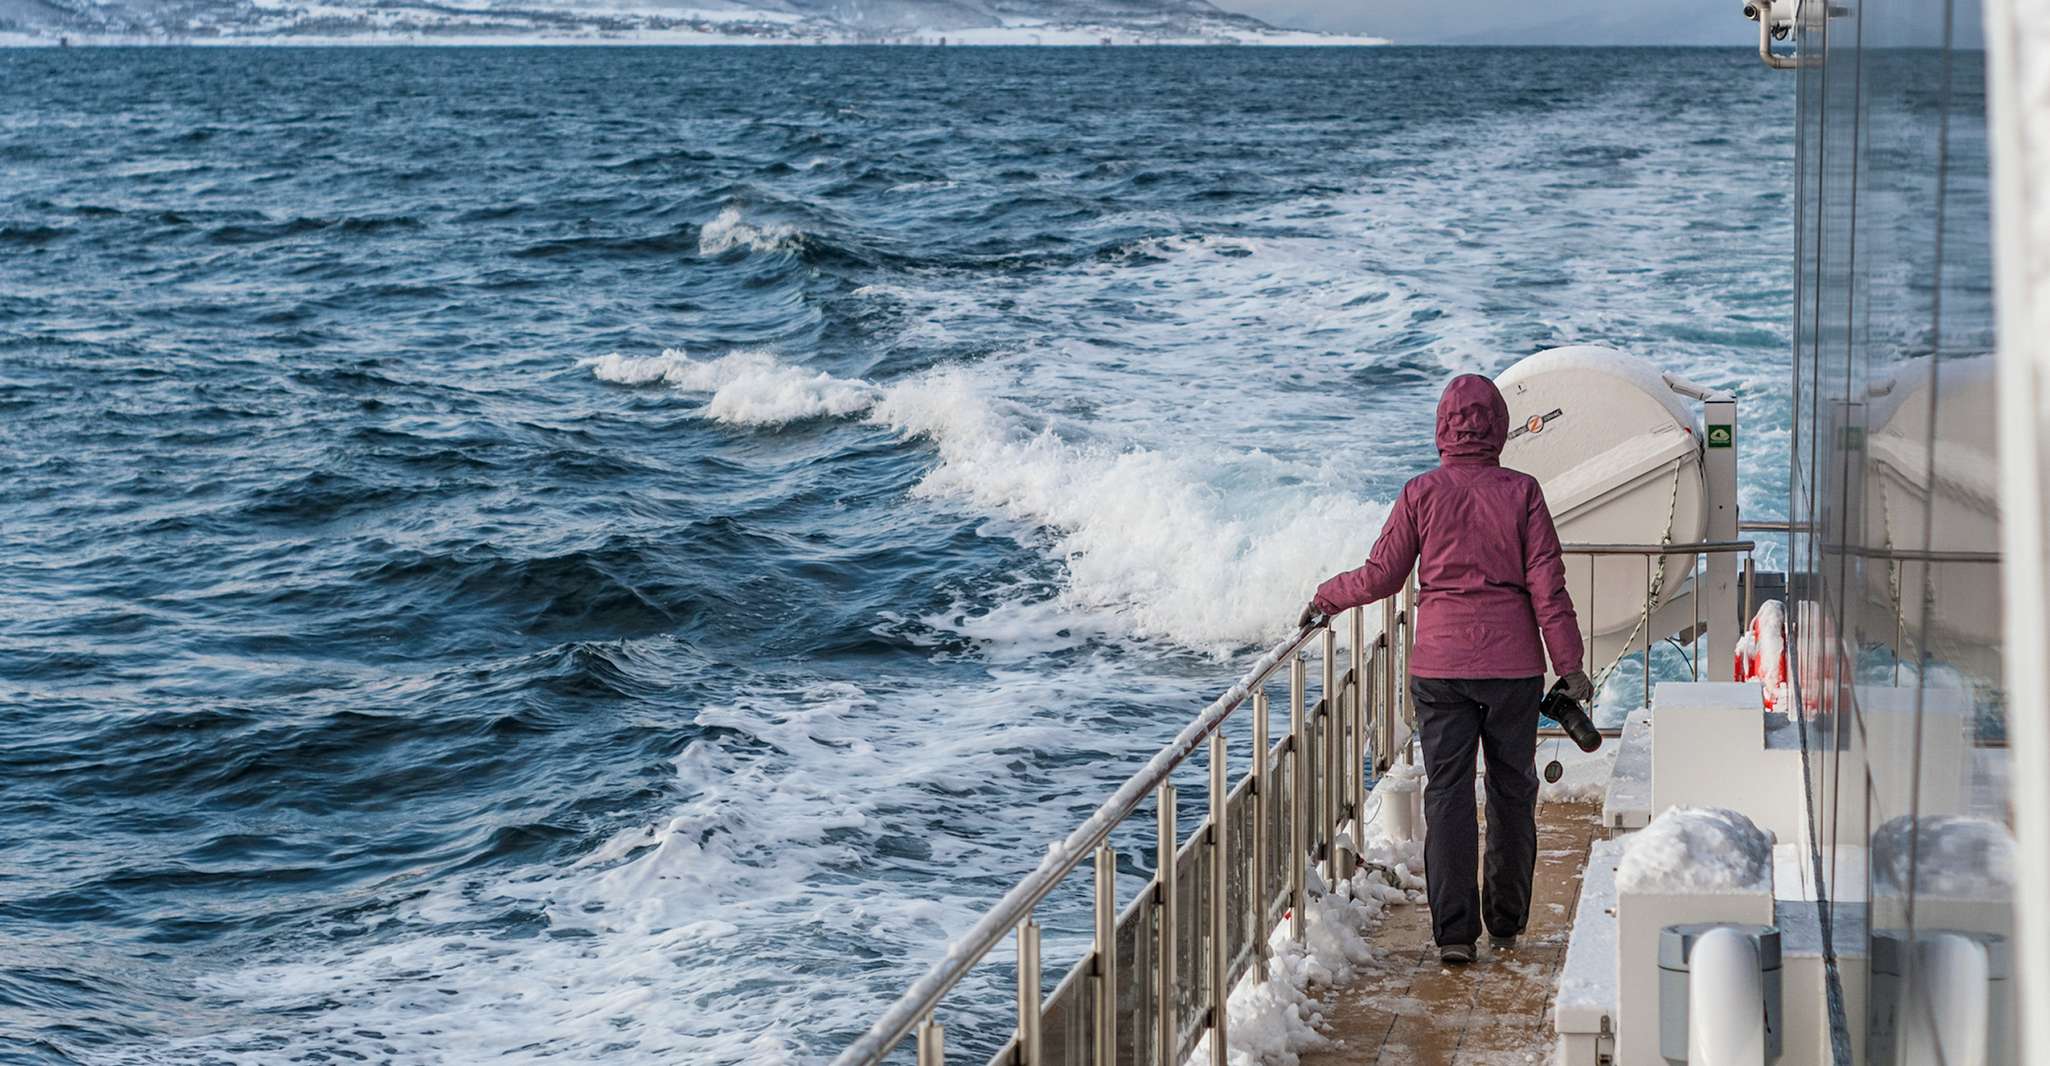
left=868, top=366, right=1390, bottom=648
left=593, top=346, right=1391, bottom=649
left=908, top=591, right=1122, bottom=661
left=178, top=674, right=1139, bottom=1064
left=587, top=348, right=879, bottom=425
left=698, top=204, right=803, bottom=255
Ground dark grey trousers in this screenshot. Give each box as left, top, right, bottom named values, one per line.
left=1410, top=675, right=1542, bottom=948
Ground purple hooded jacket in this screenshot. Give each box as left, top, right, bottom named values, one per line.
left=1312, top=374, right=1584, bottom=680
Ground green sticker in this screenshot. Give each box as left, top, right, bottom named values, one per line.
left=1707, top=424, right=1734, bottom=448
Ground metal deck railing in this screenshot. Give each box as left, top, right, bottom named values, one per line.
left=832, top=540, right=1763, bottom=1066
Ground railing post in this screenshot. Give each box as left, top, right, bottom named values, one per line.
left=1349, top=605, right=1366, bottom=798
left=1157, top=783, right=1177, bottom=1066
left=1320, top=627, right=1339, bottom=879
left=917, top=1016, right=945, bottom=1066
left=1692, top=554, right=1702, bottom=681
left=1892, top=560, right=1903, bottom=683
left=1379, top=598, right=1396, bottom=773
left=1018, top=918, right=1042, bottom=1066
left=1402, top=573, right=1417, bottom=743
left=1095, top=844, right=1117, bottom=1066
left=1586, top=556, right=1596, bottom=692
left=1208, top=734, right=1228, bottom=1066
left=1743, top=554, right=1757, bottom=636
left=1644, top=554, right=1654, bottom=710
left=1289, top=652, right=1307, bottom=943
left=1352, top=618, right=1368, bottom=864
left=1250, top=690, right=1269, bottom=982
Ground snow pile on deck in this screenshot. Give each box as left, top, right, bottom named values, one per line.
left=1376, top=757, right=1425, bottom=795
left=1537, top=741, right=1617, bottom=805
left=1188, top=863, right=1399, bottom=1066
left=1345, top=836, right=1427, bottom=924
left=1190, top=768, right=1428, bottom=1066
left=1870, top=814, right=2016, bottom=899
left=1615, top=807, right=1772, bottom=894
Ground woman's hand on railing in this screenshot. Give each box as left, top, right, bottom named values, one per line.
left=1297, top=602, right=1326, bottom=630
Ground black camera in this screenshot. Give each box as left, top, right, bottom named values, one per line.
left=1542, top=681, right=1602, bottom=754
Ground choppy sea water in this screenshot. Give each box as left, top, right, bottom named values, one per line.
left=1, top=46, right=1790, bottom=1065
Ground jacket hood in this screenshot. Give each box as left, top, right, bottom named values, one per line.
left=1435, top=373, right=1509, bottom=464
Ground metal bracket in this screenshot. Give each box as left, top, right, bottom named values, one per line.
left=1743, top=0, right=1805, bottom=68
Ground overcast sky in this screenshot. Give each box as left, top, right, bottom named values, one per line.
left=1216, top=0, right=1760, bottom=44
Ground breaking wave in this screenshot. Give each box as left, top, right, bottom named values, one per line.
left=586, top=349, right=878, bottom=424
left=593, top=349, right=1388, bottom=649
left=697, top=204, right=805, bottom=256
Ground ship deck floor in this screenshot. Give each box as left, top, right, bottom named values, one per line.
left=1302, top=801, right=1603, bottom=1066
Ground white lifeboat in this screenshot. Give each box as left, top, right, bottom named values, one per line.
left=1496, top=346, right=1710, bottom=675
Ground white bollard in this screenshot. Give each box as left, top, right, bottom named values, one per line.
left=1902, top=934, right=1991, bottom=1066
left=1688, top=926, right=1767, bottom=1066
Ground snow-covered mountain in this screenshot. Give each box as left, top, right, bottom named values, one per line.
left=0, top=0, right=1387, bottom=44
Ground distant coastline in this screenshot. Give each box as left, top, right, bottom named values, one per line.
left=0, top=32, right=1393, bottom=46
left=3, top=0, right=1395, bottom=51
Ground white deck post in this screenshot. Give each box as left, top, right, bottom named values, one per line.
left=1703, top=392, right=1739, bottom=680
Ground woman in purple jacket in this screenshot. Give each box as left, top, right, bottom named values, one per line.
left=1300, top=373, right=1594, bottom=966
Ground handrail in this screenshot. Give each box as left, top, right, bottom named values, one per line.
left=1561, top=539, right=1756, bottom=556
left=840, top=537, right=1788, bottom=1066
left=1827, top=544, right=1999, bottom=564
left=831, top=619, right=1332, bottom=1066
left=1555, top=540, right=1759, bottom=703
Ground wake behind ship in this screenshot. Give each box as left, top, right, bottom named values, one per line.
left=832, top=5, right=2049, bottom=1066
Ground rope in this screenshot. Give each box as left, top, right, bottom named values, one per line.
left=1588, top=458, right=1687, bottom=691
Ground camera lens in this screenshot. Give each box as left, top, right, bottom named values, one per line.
left=1542, top=688, right=1603, bottom=754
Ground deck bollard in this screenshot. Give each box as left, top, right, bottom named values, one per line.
left=1251, top=690, right=1270, bottom=982
left=1157, top=783, right=1176, bottom=1066
left=1017, top=919, right=1041, bottom=1066
left=916, top=1016, right=944, bottom=1066
left=1094, top=845, right=1116, bottom=1066
left=1289, top=653, right=1307, bottom=944
left=1208, top=734, right=1227, bottom=1066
